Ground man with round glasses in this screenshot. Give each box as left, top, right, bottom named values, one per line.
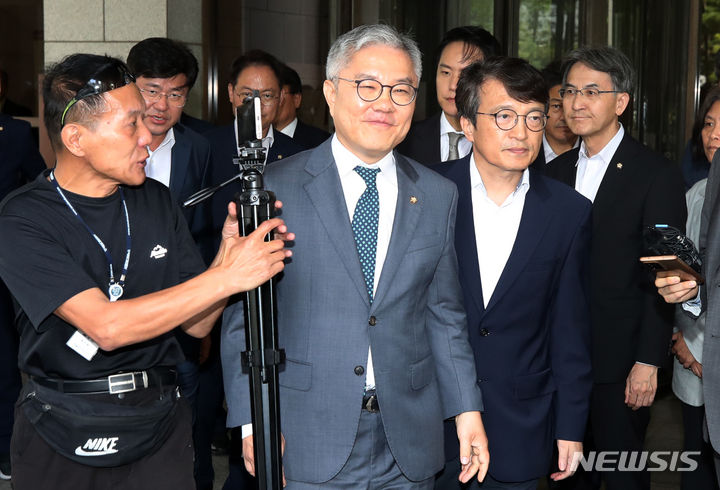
left=434, top=56, right=592, bottom=489
left=221, top=24, right=489, bottom=488
left=545, top=46, right=686, bottom=490
left=0, top=53, right=291, bottom=490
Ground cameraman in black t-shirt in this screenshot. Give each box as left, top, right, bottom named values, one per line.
left=0, top=54, right=292, bottom=490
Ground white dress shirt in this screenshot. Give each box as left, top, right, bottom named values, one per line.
left=278, top=117, right=298, bottom=138
left=574, top=124, right=624, bottom=202
left=333, top=135, right=398, bottom=390
left=470, top=155, right=530, bottom=306
left=145, top=128, right=175, bottom=187
left=440, top=112, right=472, bottom=162
left=234, top=120, right=275, bottom=164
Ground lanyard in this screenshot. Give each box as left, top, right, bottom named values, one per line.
left=49, top=170, right=131, bottom=302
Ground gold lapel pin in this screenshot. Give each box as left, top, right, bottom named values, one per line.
left=410, top=196, right=418, bottom=204
left=617, top=162, right=623, bottom=169
left=277, top=155, right=283, bottom=159
left=0, top=126, right=4, bottom=131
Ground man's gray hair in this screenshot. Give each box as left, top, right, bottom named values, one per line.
left=562, top=46, right=635, bottom=94
left=326, top=24, right=422, bottom=82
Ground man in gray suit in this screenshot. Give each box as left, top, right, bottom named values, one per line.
left=221, top=24, right=488, bottom=488
left=657, top=149, right=720, bottom=485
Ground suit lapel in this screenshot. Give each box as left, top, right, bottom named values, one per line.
left=451, top=158, right=485, bottom=315
left=372, top=154, right=423, bottom=310
left=483, top=172, right=552, bottom=316
left=169, top=128, right=190, bottom=199
left=302, top=143, right=370, bottom=307
left=590, top=134, right=635, bottom=226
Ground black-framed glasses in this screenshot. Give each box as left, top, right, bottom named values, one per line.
left=336, top=77, right=417, bottom=106
left=61, top=61, right=135, bottom=126
left=234, top=91, right=279, bottom=106
left=476, top=109, right=547, bottom=132
left=138, top=87, right=187, bottom=107
left=559, top=87, right=621, bottom=98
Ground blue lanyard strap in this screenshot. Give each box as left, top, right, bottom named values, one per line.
left=49, top=170, right=131, bottom=300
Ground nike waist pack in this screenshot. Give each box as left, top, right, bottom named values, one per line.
left=18, top=377, right=179, bottom=467
left=643, top=224, right=702, bottom=273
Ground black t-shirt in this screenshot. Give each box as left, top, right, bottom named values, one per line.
left=0, top=170, right=206, bottom=379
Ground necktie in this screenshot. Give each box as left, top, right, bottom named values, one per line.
left=447, top=132, right=463, bottom=161
left=352, top=166, right=381, bottom=303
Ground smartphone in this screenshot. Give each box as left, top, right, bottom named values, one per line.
left=639, top=255, right=705, bottom=284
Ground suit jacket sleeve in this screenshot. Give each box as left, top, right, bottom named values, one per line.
left=637, top=160, right=687, bottom=365
left=221, top=297, right=250, bottom=428
left=427, top=185, right=484, bottom=418
left=551, top=201, right=593, bottom=440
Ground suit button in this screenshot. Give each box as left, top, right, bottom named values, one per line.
left=354, top=365, right=365, bottom=376
left=479, top=328, right=490, bottom=337
left=368, top=316, right=377, bottom=326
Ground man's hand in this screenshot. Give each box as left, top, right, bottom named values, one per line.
left=242, top=434, right=286, bottom=486
left=691, top=361, right=703, bottom=378
left=551, top=440, right=583, bottom=481
left=214, top=200, right=294, bottom=295
left=671, top=331, right=697, bottom=368
left=455, top=411, right=490, bottom=483
left=625, top=363, right=658, bottom=410
left=655, top=273, right=698, bottom=304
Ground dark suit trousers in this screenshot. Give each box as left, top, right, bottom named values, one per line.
left=591, top=382, right=650, bottom=490
left=434, top=457, right=537, bottom=489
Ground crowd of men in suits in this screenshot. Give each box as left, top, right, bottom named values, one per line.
left=0, top=19, right=716, bottom=490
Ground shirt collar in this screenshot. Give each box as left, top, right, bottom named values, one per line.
left=331, top=134, right=397, bottom=184
left=577, top=124, right=624, bottom=165
left=147, top=127, right=175, bottom=157
left=440, top=111, right=463, bottom=137
left=469, top=153, right=530, bottom=199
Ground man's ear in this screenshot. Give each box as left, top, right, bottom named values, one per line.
left=323, top=79, right=337, bottom=119
left=460, top=116, right=476, bottom=144
left=293, top=93, right=302, bottom=110
left=60, top=123, right=87, bottom=158
left=615, top=92, right=630, bottom=117
left=227, top=83, right=235, bottom=106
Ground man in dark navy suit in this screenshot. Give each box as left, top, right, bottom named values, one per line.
left=434, top=57, right=593, bottom=489
left=0, top=113, right=46, bottom=480
left=127, top=37, right=216, bottom=490
left=397, top=26, right=500, bottom=166
left=205, top=50, right=303, bottom=252
left=275, top=62, right=329, bottom=149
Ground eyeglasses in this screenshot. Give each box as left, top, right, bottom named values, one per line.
left=234, top=91, right=279, bottom=106
left=138, top=87, right=187, bottom=107
left=476, top=109, right=547, bottom=132
left=336, top=77, right=417, bottom=106
left=61, top=61, right=135, bottom=126
left=559, top=87, right=621, bottom=98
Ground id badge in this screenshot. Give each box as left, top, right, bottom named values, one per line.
left=66, top=330, right=99, bottom=361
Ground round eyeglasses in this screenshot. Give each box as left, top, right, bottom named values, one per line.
left=336, top=77, right=418, bottom=106
left=139, top=88, right=187, bottom=108
left=476, top=109, right=547, bottom=132
left=61, top=61, right=135, bottom=126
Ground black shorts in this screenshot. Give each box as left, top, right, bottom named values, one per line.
left=11, top=392, right=194, bottom=490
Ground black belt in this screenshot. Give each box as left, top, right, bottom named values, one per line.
left=31, top=367, right=177, bottom=395
left=362, top=390, right=379, bottom=413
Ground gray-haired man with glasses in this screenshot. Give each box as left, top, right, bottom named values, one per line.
left=435, top=56, right=592, bottom=490
left=545, top=46, right=686, bottom=490
left=221, top=24, right=489, bottom=489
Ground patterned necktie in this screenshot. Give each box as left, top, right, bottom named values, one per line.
left=447, top=132, right=463, bottom=161
left=352, top=166, right=381, bottom=303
